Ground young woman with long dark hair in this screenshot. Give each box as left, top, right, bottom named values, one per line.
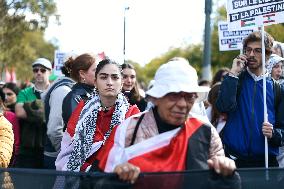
left=56, top=59, right=140, bottom=172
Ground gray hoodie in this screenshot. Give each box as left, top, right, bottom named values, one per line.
left=41, top=76, right=75, bottom=157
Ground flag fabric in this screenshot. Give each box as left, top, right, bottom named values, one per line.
left=95, top=110, right=238, bottom=188
left=5, top=68, right=11, bottom=83
left=4, top=68, right=17, bottom=83
left=96, top=52, right=106, bottom=62
left=97, top=113, right=204, bottom=173
left=10, top=67, right=17, bottom=83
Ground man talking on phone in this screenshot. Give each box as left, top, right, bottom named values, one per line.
left=216, top=31, right=284, bottom=168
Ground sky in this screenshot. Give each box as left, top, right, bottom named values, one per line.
left=45, top=0, right=226, bottom=66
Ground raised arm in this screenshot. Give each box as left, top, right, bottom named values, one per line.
left=216, top=55, right=247, bottom=113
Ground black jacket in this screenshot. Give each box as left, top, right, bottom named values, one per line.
left=62, top=83, right=94, bottom=128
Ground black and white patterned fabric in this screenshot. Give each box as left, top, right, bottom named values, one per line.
left=66, top=92, right=129, bottom=171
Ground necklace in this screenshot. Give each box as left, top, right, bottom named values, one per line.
left=100, top=105, right=113, bottom=111
left=100, top=102, right=115, bottom=111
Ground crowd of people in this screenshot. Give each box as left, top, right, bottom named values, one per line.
left=0, top=31, right=284, bottom=187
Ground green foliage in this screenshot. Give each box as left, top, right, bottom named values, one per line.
left=266, top=24, right=284, bottom=43
left=14, top=30, right=56, bottom=80
left=131, top=45, right=203, bottom=85
left=0, top=0, right=57, bottom=81
left=5, top=0, right=56, bottom=29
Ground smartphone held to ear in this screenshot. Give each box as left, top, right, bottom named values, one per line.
left=236, top=55, right=248, bottom=70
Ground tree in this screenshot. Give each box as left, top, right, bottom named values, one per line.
left=3, top=0, right=56, bottom=29
left=131, top=44, right=203, bottom=85
left=0, top=0, right=57, bottom=81
left=11, top=30, right=56, bottom=80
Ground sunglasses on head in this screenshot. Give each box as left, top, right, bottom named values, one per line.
left=33, top=68, right=47, bottom=73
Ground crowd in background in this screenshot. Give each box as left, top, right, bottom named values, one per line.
left=0, top=31, right=284, bottom=187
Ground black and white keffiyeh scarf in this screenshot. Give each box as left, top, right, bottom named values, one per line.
left=66, top=92, right=129, bottom=171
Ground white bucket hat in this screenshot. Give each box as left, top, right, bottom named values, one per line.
left=32, top=58, right=52, bottom=70
left=146, top=57, right=210, bottom=102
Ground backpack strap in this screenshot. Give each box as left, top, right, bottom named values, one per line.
left=44, top=78, right=74, bottom=121
left=130, top=114, right=145, bottom=146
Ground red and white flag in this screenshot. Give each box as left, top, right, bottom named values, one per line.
left=5, top=68, right=11, bottom=83
left=5, top=68, right=16, bottom=83
left=10, top=67, right=17, bottom=83
left=97, top=116, right=204, bottom=173
left=96, top=52, right=106, bottom=62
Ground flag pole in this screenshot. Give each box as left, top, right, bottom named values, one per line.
left=261, top=25, right=268, bottom=169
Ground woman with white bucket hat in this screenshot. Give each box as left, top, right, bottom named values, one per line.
left=96, top=57, right=239, bottom=187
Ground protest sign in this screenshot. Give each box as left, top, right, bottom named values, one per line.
left=54, top=50, right=66, bottom=76
left=218, top=21, right=256, bottom=51
left=227, top=0, right=284, bottom=28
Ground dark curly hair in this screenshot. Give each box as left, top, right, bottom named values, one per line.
left=243, top=31, right=274, bottom=60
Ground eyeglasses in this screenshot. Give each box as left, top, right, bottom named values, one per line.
left=4, top=92, right=14, bottom=96
left=244, top=47, right=262, bottom=56
left=165, top=92, right=198, bottom=103
left=33, top=68, right=47, bottom=73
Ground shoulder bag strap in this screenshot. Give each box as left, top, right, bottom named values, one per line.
left=130, top=113, right=145, bottom=146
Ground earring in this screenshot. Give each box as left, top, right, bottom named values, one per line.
left=82, top=78, right=86, bottom=83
